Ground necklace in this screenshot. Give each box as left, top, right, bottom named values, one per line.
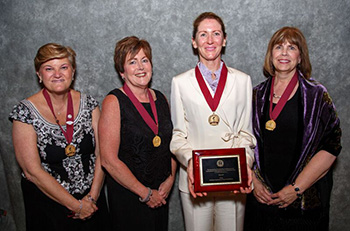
left=43, top=89, right=76, bottom=156
left=273, top=93, right=281, bottom=99
left=265, top=72, right=298, bottom=131
left=56, top=104, right=66, bottom=115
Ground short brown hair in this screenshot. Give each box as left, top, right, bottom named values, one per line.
left=192, top=12, right=226, bottom=39
left=34, top=43, right=76, bottom=72
left=114, top=36, right=152, bottom=74
left=263, top=27, right=312, bottom=79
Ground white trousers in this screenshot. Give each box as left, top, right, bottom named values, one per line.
left=180, top=191, right=246, bottom=231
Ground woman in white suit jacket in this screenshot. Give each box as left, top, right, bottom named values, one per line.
left=170, top=12, right=256, bottom=231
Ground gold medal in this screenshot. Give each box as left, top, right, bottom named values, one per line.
left=265, top=120, right=276, bottom=131
left=153, top=135, right=161, bottom=147
left=65, top=144, right=76, bottom=157
left=208, top=113, right=220, bottom=126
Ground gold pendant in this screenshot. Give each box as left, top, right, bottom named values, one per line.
left=153, top=135, right=161, bottom=147
left=65, top=144, right=76, bottom=157
left=265, top=120, right=276, bottom=131
left=208, top=113, right=220, bottom=126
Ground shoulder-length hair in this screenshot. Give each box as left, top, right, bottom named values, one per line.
left=263, top=27, right=312, bottom=79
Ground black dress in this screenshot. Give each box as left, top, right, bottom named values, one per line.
left=245, top=87, right=328, bottom=231
left=106, top=89, right=173, bottom=231
left=9, top=94, right=110, bottom=231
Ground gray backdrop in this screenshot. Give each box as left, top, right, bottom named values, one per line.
left=1, top=0, right=349, bottom=230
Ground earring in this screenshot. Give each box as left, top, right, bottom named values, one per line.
left=39, top=78, right=42, bottom=83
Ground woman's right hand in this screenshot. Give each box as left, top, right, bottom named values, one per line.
left=146, top=189, right=166, bottom=209
left=252, top=174, right=273, bottom=204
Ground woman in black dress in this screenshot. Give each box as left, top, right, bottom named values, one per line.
left=99, top=36, right=177, bottom=231
left=244, top=27, right=342, bottom=231
left=10, top=43, right=109, bottom=231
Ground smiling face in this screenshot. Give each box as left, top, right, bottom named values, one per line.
left=192, top=18, right=226, bottom=66
left=37, top=58, right=74, bottom=94
left=120, top=49, right=152, bottom=89
left=272, top=41, right=301, bottom=76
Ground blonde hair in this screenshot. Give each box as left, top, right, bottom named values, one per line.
left=34, top=43, right=76, bottom=72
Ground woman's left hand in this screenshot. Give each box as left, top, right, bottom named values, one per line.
left=268, top=184, right=298, bottom=208
left=158, top=175, right=175, bottom=200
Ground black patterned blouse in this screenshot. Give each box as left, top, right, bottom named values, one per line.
left=9, top=93, right=98, bottom=197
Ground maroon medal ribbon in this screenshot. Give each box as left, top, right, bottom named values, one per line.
left=195, top=62, right=227, bottom=126
left=123, top=84, right=161, bottom=147
left=267, top=71, right=298, bottom=130
left=195, top=62, right=228, bottom=112
left=43, top=89, right=75, bottom=155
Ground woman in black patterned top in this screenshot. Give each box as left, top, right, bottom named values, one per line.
left=9, top=43, right=109, bottom=231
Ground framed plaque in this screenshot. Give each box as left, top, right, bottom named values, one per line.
left=192, top=148, right=248, bottom=192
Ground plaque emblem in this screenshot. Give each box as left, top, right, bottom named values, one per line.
left=216, top=159, right=224, bottom=167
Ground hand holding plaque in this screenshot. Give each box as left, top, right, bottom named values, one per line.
left=187, top=159, right=208, bottom=198
left=192, top=148, right=248, bottom=192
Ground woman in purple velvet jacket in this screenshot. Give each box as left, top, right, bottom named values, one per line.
left=244, top=27, right=341, bottom=231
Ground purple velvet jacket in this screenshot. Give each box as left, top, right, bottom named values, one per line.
left=253, top=73, right=342, bottom=210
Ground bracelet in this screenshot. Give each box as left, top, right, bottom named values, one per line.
left=75, top=199, right=83, bottom=217
left=67, top=199, right=83, bottom=218
left=291, top=183, right=302, bottom=199
left=139, top=187, right=152, bottom=203
left=88, top=194, right=96, bottom=204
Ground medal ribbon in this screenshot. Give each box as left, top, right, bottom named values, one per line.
left=43, top=89, right=74, bottom=144
left=269, top=71, right=298, bottom=121
left=195, top=62, right=227, bottom=112
left=123, top=83, right=158, bottom=135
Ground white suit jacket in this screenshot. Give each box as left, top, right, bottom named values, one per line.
left=170, top=66, right=256, bottom=193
